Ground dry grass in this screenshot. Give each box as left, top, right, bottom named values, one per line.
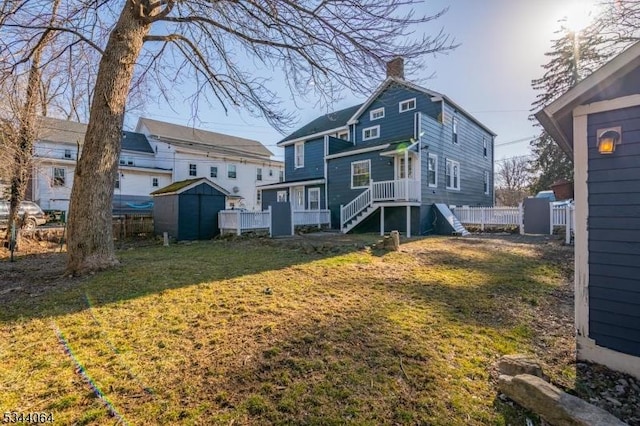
left=0, top=235, right=575, bottom=425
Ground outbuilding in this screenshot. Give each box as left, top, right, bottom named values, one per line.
left=152, top=178, right=230, bottom=240
left=536, top=40, right=640, bottom=379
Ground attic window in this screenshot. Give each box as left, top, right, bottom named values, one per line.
left=362, top=125, right=380, bottom=141
left=370, top=108, right=385, bottom=121
left=399, top=98, right=416, bottom=113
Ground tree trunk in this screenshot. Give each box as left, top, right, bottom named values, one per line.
left=5, top=0, right=60, bottom=245
left=66, top=3, right=151, bottom=274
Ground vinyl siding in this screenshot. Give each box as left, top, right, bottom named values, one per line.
left=327, top=151, right=395, bottom=228
left=261, top=185, right=326, bottom=211
left=587, top=106, right=640, bottom=357
left=419, top=110, right=493, bottom=207
left=354, top=83, right=440, bottom=148
left=284, top=137, right=324, bottom=181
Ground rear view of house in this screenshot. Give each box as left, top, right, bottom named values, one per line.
left=260, top=58, right=495, bottom=236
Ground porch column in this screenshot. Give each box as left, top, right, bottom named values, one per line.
left=380, top=206, right=385, bottom=236
left=404, top=150, right=409, bottom=200
left=406, top=205, right=411, bottom=238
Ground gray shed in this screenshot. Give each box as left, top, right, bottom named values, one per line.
left=152, top=178, right=230, bottom=240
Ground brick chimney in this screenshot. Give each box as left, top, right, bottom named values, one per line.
left=386, top=57, right=405, bottom=79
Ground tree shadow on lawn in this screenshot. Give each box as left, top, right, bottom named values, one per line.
left=0, top=238, right=367, bottom=323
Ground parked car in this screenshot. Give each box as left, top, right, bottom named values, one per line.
left=0, top=200, right=48, bottom=230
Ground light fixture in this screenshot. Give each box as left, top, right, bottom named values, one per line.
left=597, top=127, right=621, bottom=155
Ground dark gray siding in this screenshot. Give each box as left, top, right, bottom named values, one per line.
left=284, top=136, right=325, bottom=181
left=261, top=189, right=279, bottom=210
left=419, top=110, right=493, bottom=207
left=587, top=106, right=640, bottom=357
left=350, top=206, right=419, bottom=234
left=327, top=150, right=395, bottom=227
left=354, top=83, right=439, bottom=148
left=153, top=195, right=179, bottom=238
left=177, top=184, right=226, bottom=240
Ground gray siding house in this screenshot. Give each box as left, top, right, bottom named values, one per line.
left=260, top=59, right=495, bottom=236
left=536, top=41, right=640, bottom=379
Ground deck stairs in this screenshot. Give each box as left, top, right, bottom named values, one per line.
left=433, top=203, right=470, bottom=236
left=341, top=203, right=379, bottom=233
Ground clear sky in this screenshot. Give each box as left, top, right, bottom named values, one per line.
left=134, top=0, right=593, bottom=163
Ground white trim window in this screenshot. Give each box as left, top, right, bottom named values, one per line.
left=256, top=167, right=263, bottom=181
left=152, top=177, right=159, bottom=187
left=452, top=117, right=459, bottom=144
left=370, top=107, right=385, bottom=121
left=210, top=166, right=218, bottom=178
left=351, top=160, right=371, bottom=189
left=445, top=159, right=460, bottom=190
left=277, top=190, right=288, bottom=202
left=308, top=187, right=320, bottom=210
left=279, top=170, right=284, bottom=182
left=189, top=163, right=197, bottom=176
left=483, top=137, right=488, bottom=157
left=362, top=125, right=380, bottom=141
left=399, top=98, right=416, bottom=113
left=52, top=167, right=66, bottom=186
left=64, top=149, right=72, bottom=159
left=484, top=170, right=490, bottom=194
left=293, top=186, right=305, bottom=210
left=337, top=130, right=349, bottom=140
left=427, top=153, right=438, bottom=187
left=294, top=142, right=305, bottom=168
left=397, top=156, right=414, bottom=179
left=228, top=164, right=237, bottom=179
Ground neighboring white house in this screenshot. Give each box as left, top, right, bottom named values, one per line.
left=30, top=116, right=282, bottom=214
left=136, top=117, right=283, bottom=210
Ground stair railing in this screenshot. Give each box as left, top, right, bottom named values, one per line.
left=340, top=187, right=372, bottom=229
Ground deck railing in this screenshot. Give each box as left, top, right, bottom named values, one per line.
left=219, top=208, right=331, bottom=236
left=372, top=179, right=420, bottom=202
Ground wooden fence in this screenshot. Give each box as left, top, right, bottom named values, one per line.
left=112, top=214, right=154, bottom=239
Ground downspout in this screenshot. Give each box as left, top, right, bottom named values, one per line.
left=324, top=135, right=329, bottom=212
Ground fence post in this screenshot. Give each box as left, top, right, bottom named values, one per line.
left=480, top=208, right=485, bottom=231
left=518, top=203, right=524, bottom=235
left=236, top=210, right=241, bottom=236
left=268, top=206, right=272, bottom=237
left=565, top=205, right=572, bottom=245
left=549, top=203, right=554, bottom=235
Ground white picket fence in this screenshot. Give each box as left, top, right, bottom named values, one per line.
left=219, top=208, right=331, bottom=236
left=453, top=203, right=575, bottom=244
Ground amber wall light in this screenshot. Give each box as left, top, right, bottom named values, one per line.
left=597, top=127, right=621, bottom=154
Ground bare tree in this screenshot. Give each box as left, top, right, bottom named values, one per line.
left=495, top=156, right=531, bottom=207
left=2, top=0, right=457, bottom=274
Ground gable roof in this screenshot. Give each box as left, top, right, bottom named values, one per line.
left=151, top=177, right=231, bottom=196
left=535, top=41, right=640, bottom=157
left=137, top=117, right=273, bottom=159
left=36, top=116, right=154, bottom=153
left=348, top=77, right=496, bottom=136
left=277, top=104, right=362, bottom=146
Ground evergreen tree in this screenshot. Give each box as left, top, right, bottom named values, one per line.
left=530, top=23, right=609, bottom=194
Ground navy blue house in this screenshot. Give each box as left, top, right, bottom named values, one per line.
left=537, top=41, right=640, bottom=379
left=260, top=59, right=495, bottom=236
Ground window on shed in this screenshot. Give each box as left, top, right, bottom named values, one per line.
left=351, top=160, right=371, bottom=188
left=257, top=168, right=263, bottom=181
left=452, top=117, right=459, bottom=144
left=228, top=164, right=237, bottom=179
left=189, top=163, right=197, bottom=176
left=295, top=142, right=304, bottom=168
left=52, top=167, right=66, bottom=186
left=445, top=159, right=460, bottom=190
left=399, top=98, right=416, bottom=113
left=210, top=166, right=218, bottom=178
left=427, top=154, right=437, bottom=187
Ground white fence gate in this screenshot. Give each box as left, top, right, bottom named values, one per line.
left=453, top=203, right=575, bottom=244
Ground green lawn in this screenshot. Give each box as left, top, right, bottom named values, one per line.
left=0, top=235, right=574, bottom=425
